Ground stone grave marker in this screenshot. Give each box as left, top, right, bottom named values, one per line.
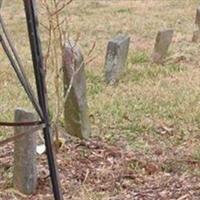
left=13, top=108, right=37, bottom=195
left=152, top=29, right=174, bottom=64
left=192, top=7, right=200, bottom=42
left=63, top=40, right=91, bottom=139
left=105, top=34, right=130, bottom=84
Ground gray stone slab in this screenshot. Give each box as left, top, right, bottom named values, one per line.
left=192, top=8, right=200, bottom=42
left=13, top=108, right=37, bottom=195
left=105, top=34, right=130, bottom=84
left=63, top=40, right=91, bottom=139
left=152, top=29, right=174, bottom=64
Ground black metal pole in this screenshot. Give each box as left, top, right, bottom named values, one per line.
left=23, top=0, right=63, bottom=199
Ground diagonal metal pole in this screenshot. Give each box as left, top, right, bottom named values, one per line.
left=23, top=0, right=63, bottom=199
left=0, top=29, right=44, bottom=119
left=0, top=15, right=43, bottom=119
left=0, top=0, right=43, bottom=118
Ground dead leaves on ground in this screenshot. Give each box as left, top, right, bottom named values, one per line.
left=0, top=137, right=200, bottom=199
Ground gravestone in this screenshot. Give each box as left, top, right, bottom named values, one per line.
left=152, top=29, right=174, bottom=64
left=63, top=40, right=91, bottom=139
left=13, top=108, right=37, bottom=195
left=192, top=8, right=200, bottom=42
left=105, top=34, right=130, bottom=84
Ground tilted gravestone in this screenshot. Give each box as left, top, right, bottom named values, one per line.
left=13, top=108, right=37, bottom=195
left=192, top=8, right=200, bottom=42
left=105, top=34, right=130, bottom=84
left=151, top=29, right=174, bottom=64
left=63, top=40, right=91, bottom=139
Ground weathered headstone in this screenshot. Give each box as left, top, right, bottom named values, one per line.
left=195, top=7, right=200, bottom=28
left=13, top=108, right=37, bottom=195
left=105, top=34, right=130, bottom=84
left=152, top=29, right=174, bottom=64
left=63, top=40, right=91, bottom=139
left=192, top=8, right=200, bottom=42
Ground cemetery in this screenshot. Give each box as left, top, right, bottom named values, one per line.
left=0, top=0, right=200, bottom=199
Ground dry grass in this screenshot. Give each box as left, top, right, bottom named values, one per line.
left=1, top=0, right=200, bottom=199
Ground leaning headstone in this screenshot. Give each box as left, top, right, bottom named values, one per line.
left=152, top=29, right=174, bottom=64
left=13, top=108, right=37, bottom=195
left=63, top=40, right=91, bottom=139
left=192, top=8, right=200, bottom=42
left=105, top=34, right=130, bottom=84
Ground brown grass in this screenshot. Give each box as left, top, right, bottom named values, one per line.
left=1, top=0, right=200, bottom=199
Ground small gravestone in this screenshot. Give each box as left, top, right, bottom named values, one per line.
left=192, top=8, right=200, bottom=42
left=13, top=108, right=37, bottom=195
left=63, top=40, right=91, bottom=139
left=192, top=30, right=200, bottom=42
left=105, top=34, right=130, bottom=84
left=152, top=29, right=174, bottom=64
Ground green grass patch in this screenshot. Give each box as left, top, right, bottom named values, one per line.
left=125, top=63, right=185, bottom=83
left=116, top=8, right=131, bottom=14
left=129, top=51, right=149, bottom=65
left=87, top=72, right=103, bottom=96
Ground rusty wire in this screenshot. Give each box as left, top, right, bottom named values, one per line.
left=0, top=123, right=45, bottom=146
